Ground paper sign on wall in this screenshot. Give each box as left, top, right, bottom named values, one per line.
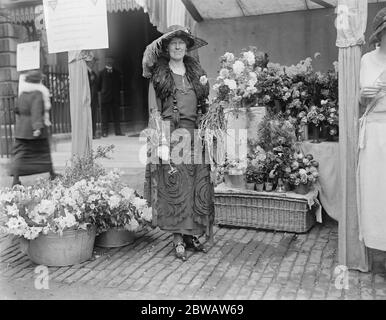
left=16, top=41, right=40, bottom=72
left=43, top=0, right=109, bottom=54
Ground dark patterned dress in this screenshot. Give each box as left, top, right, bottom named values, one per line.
left=144, top=72, right=214, bottom=239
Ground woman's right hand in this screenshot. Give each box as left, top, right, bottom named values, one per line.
left=361, top=86, right=381, bottom=98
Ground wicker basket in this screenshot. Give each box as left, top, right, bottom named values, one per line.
left=214, top=190, right=317, bottom=233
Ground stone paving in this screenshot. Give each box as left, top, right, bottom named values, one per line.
left=1, top=215, right=386, bottom=300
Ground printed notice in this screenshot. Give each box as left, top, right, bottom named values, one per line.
left=16, top=41, right=40, bottom=71
left=43, top=0, right=109, bottom=54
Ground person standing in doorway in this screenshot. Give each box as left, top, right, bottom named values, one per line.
left=97, top=57, right=123, bottom=137
left=86, top=55, right=100, bottom=139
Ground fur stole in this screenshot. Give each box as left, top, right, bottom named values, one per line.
left=150, top=55, right=209, bottom=104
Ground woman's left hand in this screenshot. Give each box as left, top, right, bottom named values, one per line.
left=33, top=129, right=41, bottom=137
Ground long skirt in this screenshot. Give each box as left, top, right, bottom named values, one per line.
left=10, top=138, right=53, bottom=177
left=358, top=113, right=386, bottom=250
left=144, top=121, right=214, bottom=239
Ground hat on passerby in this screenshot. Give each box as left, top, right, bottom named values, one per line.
left=369, top=7, right=386, bottom=46
left=24, top=70, right=44, bottom=83
left=142, top=25, right=208, bottom=78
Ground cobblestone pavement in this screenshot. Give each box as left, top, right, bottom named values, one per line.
left=1, top=216, right=386, bottom=300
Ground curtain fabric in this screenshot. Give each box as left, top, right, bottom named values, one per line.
left=68, top=50, right=93, bottom=158
left=336, top=0, right=369, bottom=271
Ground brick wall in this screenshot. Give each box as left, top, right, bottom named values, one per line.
left=0, top=16, right=18, bottom=96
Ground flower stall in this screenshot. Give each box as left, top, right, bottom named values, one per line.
left=0, top=146, right=152, bottom=266
left=199, top=48, right=339, bottom=233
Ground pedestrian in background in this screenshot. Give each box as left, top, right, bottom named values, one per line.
left=97, top=57, right=123, bottom=137
left=86, top=55, right=101, bottom=139
left=10, top=69, right=59, bottom=186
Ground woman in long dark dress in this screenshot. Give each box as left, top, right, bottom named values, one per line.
left=11, top=70, right=58, bottom=186
left=143, top=26, right=214, bottom=261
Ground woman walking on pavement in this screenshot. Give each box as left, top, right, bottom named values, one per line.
left=10, top=69, right=59, bottom=187
left=142, top=25, right=214, bottom=261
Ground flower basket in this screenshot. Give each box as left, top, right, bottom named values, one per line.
left=214, top=189, right=317, bottom=233
left=20, top=225, right=96, bottom=267
left=95, top=228, right=136, bottom=248
left=294, top=184, right=310, bottom=195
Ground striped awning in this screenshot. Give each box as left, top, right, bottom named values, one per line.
left=5, top=0, right=192, bottom=33
left=5, top=0, right=142, bottom=24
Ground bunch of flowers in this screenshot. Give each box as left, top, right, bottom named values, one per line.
left=287, top=152, right=319, bottom=187
left=0, top=147, right=152, bottom=240
left=211, top=47, right=268, bottom=114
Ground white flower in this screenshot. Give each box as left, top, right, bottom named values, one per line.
left=126, top=218, right=139, bottom=231
left=223, top=52, right=235, bottom=62
left=212, top=83, right=220, bottom=92
left=24, top=227, right=43, bottom=240
left=299, top=169, right=307, bottom=176
left=321, top=99, right=328, bottom=105
left=132, top=197, right=148, bottom=211
left=243, top=51, right=255, bottom=65
left=232, top=60, right=245, bottom=75
left=6, top=204, right=19, bottom=216
left=141, top=207, right=152, bottom=222
left=108, top=195, right=121, bottom=209
left=120, top=187, right=135, bottom=201
left=219, top=68, right=229, bottom=79
left=199, top=75, right=208, bottom=85
left=37, top=199, right=56, bottom=216
left=0, top=191, right=14, bottom=203
left=224, top=79, right=237, bottom=90
left=90, top=204, right=95, bottom=210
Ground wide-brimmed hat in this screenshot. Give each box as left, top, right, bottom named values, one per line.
left=142, top=25, right=208, bottom=78
left=24, top=70, right=43, bottom=83
left=369, top=7, right=386, bottom=46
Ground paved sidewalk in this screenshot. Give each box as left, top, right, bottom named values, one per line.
left=1, top=136, right=386, bottom=300
left=1, top=216, right=386, bottom=300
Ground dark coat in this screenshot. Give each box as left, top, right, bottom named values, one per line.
left=97, top=68, right=121, bottom=105
left=14, top=91, right=47, bottom=140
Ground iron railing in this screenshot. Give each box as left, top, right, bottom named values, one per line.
left=0, top=95, right=16, bottom=158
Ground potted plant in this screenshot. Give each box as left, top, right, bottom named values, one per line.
left=0, top=179, right=97, bottom=267
left=61, top=145, right=152, bottom=248
left=92, top=172, right=152, bottom=248
left=245, top=166, right=256, bottom=190
left=288, top=151, right=319, bottom=194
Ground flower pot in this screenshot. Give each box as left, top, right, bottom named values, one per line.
left=310, top=125, right=321, bottom=144
left=294, top=184, right=310, bottom=195
left=21, top=226, right=96, bottom=267
left=265, top=182, right=273, bottom=192
left=95, top=228, right=136, bottom=248
left=255, top=182, right=264, bottom=192
left=224, top=173, right=246, bottom=189
left=246, top=182, right=255, bottom=190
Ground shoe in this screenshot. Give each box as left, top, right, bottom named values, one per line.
left=174, top=241, right=187, bottom=261
left=115, top=132, right=125, bottom=136
left=184, top=235, right=208, bottom=253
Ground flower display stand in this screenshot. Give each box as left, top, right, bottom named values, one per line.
left=214, top=184, right=321, bottom=233
left=20, top=226, right=96, bottom=266
left=95, top=228, right=136, bottom=248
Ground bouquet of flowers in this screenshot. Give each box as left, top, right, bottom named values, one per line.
left=211, top=47, right=268, bottom=114
left=0, top=147, right=152, bottom=240
left=287, top=152, right=319, bottom=188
